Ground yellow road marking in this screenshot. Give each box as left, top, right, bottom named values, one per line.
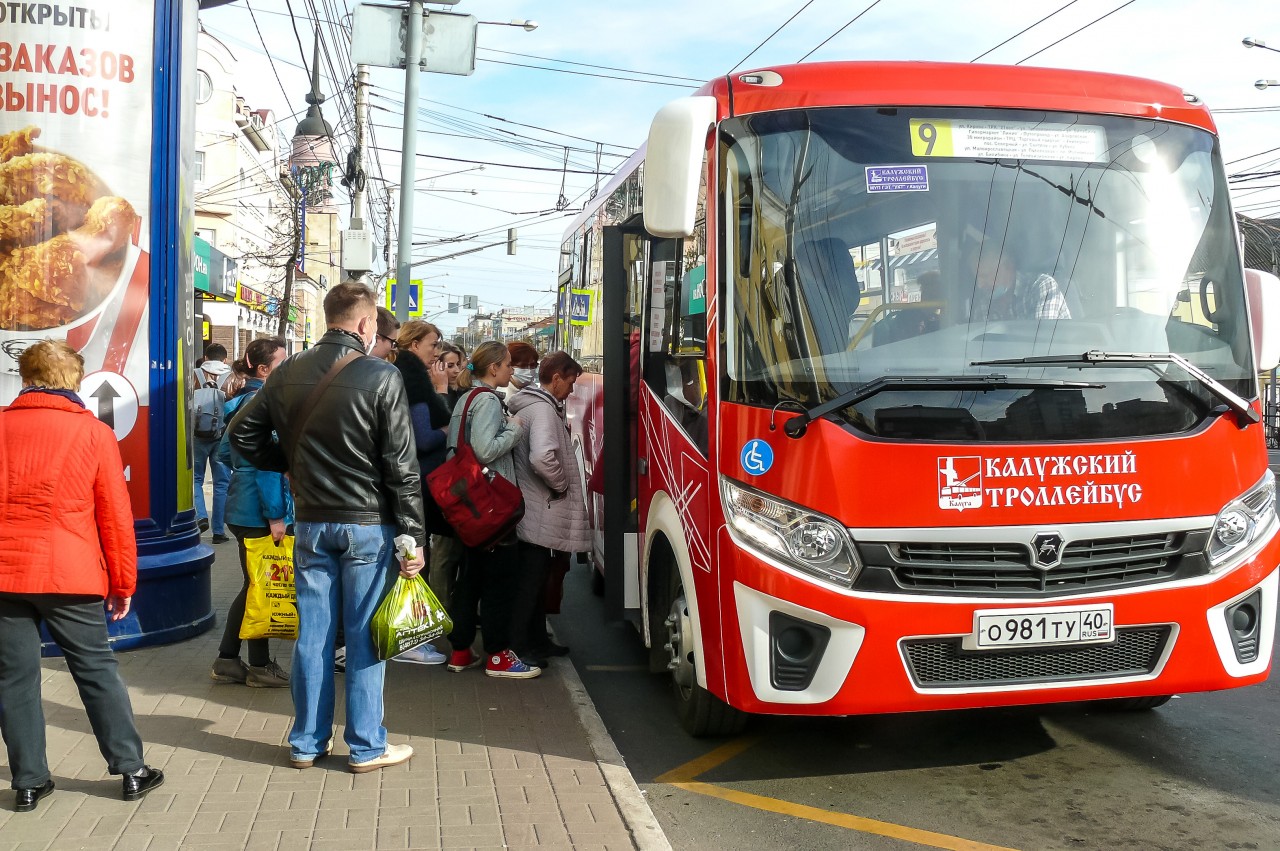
left=669, top=781, right=1019, bottom=851
left=655, top=736, right=1020, bottom=851
left=654, top=736, right=761, bottom=784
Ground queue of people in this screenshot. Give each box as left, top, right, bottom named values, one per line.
left=0, top=282, right=590, bottom=812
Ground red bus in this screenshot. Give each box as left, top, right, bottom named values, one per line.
left=554, top=61, right=1280, bottom=735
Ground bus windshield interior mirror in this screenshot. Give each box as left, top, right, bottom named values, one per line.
left=643, top=97, right=717, bottom=239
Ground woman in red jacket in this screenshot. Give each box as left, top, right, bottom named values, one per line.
left=0, top=340, right=164, bottom=812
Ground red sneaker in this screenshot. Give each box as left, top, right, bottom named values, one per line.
left=485, top=649, right=541, bottom=679
left=447, top=649, right=482, bottom=672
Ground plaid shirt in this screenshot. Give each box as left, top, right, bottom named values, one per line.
left=1014, top=273, right=1071, bottom=319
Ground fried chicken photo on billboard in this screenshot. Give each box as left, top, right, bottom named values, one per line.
left=0, top=126, right=138, bottom=331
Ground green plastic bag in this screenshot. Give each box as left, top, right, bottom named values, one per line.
left=371, top=575, right=453, bottom=661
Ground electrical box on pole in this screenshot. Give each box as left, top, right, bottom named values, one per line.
left=342, top=228, right=374, bottom=277
left=507, top=228, right=517, bottom=255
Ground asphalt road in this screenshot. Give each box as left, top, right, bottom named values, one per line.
left=553, top=565, right=1280, bottom=851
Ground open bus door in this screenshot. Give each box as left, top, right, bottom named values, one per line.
left=599, top=220, right=647, bottom=622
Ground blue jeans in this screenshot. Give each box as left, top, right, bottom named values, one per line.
left=193, top=436, right=230, bottom=535
left=289, top=522, right=396, bottom=764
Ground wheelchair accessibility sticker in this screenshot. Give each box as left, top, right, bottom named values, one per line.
left=741, top=439, right=774, bottom=476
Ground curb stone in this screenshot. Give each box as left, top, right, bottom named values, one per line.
left=555, top=656, right=674, bottom=851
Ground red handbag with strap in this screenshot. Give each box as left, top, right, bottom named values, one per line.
left=426, top=387, right=525, bottom=550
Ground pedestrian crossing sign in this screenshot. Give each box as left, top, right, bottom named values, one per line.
left=385, top=280, right=424, bottom=317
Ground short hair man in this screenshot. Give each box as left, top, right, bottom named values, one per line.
left=228, top=282, right=426, bottom=773
left=192, top=343, right=232, bottom=542
left=372, top=307, right=401, bottom=361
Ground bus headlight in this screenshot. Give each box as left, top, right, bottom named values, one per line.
left=720, top=476, right=861, bottom=587
left=1209, top=470, right=1277, bottom=569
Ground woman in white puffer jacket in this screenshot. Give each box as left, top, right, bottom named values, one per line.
left=506, top=351, right=591, bottom=667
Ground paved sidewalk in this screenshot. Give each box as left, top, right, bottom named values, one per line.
left=0, top=540, right=670, bottom=851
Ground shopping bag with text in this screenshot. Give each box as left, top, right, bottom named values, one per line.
left=371, top=575, right=453, bottom=661
left=239, top=535, right=298, bottom=640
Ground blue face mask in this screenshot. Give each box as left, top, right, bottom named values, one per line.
left=513, top=367, right=537, bottom=386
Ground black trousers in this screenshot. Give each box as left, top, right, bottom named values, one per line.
left=511, top=542, right=551, bottom=657
left=217, top=524, right=273, bottom=667
left=0, top=593, right=145, bottom=789
left=448, top=540, right=519, bottom=655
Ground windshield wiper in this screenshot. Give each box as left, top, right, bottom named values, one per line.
left=782, top=374, right=1103, bottom=438
left=969, top=350, right=1259, bottom=424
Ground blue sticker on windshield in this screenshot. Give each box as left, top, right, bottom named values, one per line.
left=866, top=165, right=929, bottom=193
left=741, top=439, right=774, bottom=476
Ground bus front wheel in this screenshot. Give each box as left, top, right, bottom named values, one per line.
left=664, top=578, right=748, bottom=737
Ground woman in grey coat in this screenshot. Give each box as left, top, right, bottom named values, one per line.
left=443, top=342, right=540, bottom=679
left=507, top=352, right=591, bottom=666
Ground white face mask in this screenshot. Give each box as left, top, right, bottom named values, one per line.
left=365, top=334, right=378, bottom=356
left=513, top=367, right=537, bottom=385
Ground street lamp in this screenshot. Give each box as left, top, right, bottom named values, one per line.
left=1244, top=37, right=1280, bottom=54
left=1256, top=80, right=1280, bottom=90
left=480, top=19, right=539, bottom=31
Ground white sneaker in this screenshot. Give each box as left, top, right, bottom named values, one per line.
left=349, top=743, right=413, bottom=774
left=393, top=645, right=448, bottom=665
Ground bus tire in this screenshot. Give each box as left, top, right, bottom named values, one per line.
left=663, top=568, right=747, bottom=737
left=1094, top=695, right=1173, bottom=711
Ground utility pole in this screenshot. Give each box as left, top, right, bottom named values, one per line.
left=394, top=0, right=424, bottom=323
left=351, top=66, right=369, bottom=223
left=341, top=65, right=373, bottom=282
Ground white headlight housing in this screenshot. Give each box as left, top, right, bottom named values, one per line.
left=1208, top=470, right=1278, bottom=569
left=720, top=476, right=861, bottom=587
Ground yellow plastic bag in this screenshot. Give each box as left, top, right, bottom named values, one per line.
left=239, top=535, right=298, bottom=640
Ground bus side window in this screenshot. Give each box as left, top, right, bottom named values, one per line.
left=662, top=164, right=710, bottom=455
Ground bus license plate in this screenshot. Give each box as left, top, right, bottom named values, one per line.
left=974, top=605, right=1113, bottom=649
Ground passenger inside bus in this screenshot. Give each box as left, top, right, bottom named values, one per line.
left=965, top=229, right=1072, bottom=322
left=792, top=236, right=862, bottom=351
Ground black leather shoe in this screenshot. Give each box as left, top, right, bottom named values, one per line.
left=15, top=780, right=54, bottom=812
left=122, top=767, right=164, bottom=801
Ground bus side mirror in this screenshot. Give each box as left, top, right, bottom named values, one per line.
left=1245, top=268, right=1280, bottom=371
left=642, top=96, right=717, bottom=239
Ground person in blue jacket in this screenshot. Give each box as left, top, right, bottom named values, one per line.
left=209, top=337, right=293, bottom=688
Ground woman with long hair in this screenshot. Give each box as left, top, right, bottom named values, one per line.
left=391, top=320, right=452, bottom=665
left=444, top=341, right=538, bottom=679
left=211, top=336, right=292, bottom=688
left=439, top=343, right=465, bottom=408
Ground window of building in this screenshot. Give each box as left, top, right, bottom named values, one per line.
left=196, top=70, right=212, bottom=104
left=194, top=151, right=205, bottom=183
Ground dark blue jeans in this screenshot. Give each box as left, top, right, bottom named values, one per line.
left=0, top=594, right=145, bottom=789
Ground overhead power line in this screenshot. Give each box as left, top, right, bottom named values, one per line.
left=971, top=0, right=1081, bottom=62
left=729, top=0, right=819, bottom=73
left=1015, top=0, right=1139, bottom=65
left=370, top=146, right=610, bottom=175
left=797, top=0, right=884, bottom=63
left=478, top=48, right=705, bottom=83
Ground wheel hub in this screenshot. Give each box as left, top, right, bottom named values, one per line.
left=664, top=593, right=696, bottom=691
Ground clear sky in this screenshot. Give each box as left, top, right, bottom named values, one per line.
left=198, top=0, right=1280, bottom=332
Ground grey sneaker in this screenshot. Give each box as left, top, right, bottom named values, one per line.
left=246, top=660, right=290, bottom=688
left=210, top=657, right=248, bottom=684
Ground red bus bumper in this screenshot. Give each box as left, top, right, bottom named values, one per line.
left=715, top=529, right=1279, bottom=715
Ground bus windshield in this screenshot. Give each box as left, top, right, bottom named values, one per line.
left=720, top=107, right=1253, bottom=442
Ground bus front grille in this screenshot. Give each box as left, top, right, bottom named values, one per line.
left=855, top=530, right=1210, bottom=597
left=902, top=626, right=1171, bottom=688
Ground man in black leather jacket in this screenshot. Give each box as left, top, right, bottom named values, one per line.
left=228, top=282, right=425, bottom=774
